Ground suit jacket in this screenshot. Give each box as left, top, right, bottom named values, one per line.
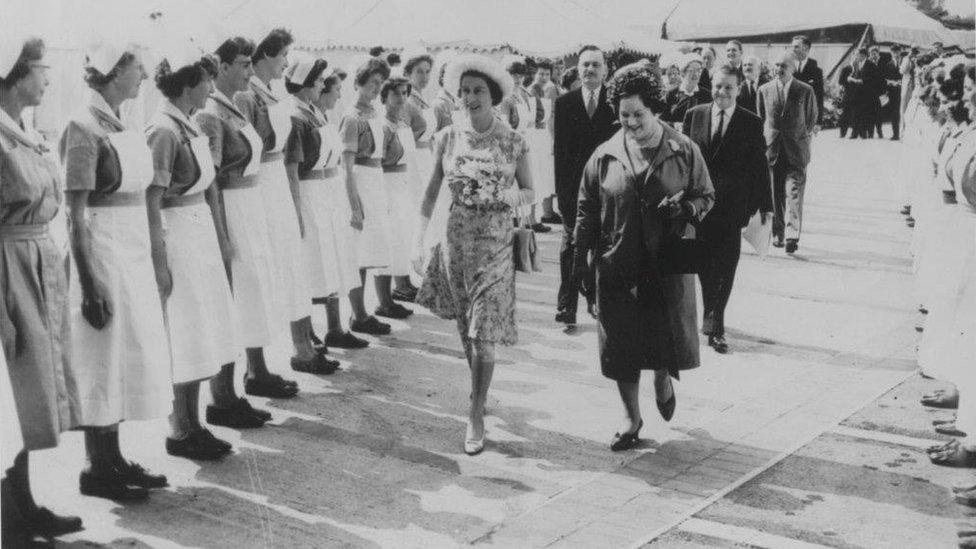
left=795, top=58, right=825, bottom=124
left=553, top=85, right=616, bottom=226
left=736, top=76, right=768, bottom=115
left=682, top=104, right=772, bottom=229
left=757, top=78, right=818, bottom=167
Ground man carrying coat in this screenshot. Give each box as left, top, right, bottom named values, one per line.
left=683, top=65, right=772, bottom=353
left=758, top=51, right=818, bottom=254
left=552, top=45, right=616, bottom=326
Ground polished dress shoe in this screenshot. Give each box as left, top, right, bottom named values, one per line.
left=708, top=335, right=729, bottom=354
left=79, top=467, right=149, bottom=501
left=554, top=310, right=577, bottom=325
left=166, top=430, right=230, bottom=461
left=244, top=373, right=299, bottom=399
left=22, top=506, right=84, bottom=537
left=291, top=355, right=340, bottom=375
left=375, top=303, right=413, bottom=319
left=350, top=315, right=391, bottom=335
left=324, top=330, right=369, bottom=349
left=785, top=239, right=798, bottom=254
left=207, top=398, right=269, bottom=428
left=540, top=213, right=563, bottom=224
left=391, top=286, right=418, bottom=303
left=116, top=460, right=168, bottom=489
left=772, top=237, right=785, bottom=248
left=610, top=419, right=643, bottom=451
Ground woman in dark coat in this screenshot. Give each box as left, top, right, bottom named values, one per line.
left=574, top=62, right=714, bottom=452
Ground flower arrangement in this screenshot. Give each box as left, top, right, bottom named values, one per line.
left=448, top=149, right=509, bottom=208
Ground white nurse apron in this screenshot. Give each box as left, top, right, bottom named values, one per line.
left=320, top=121, right=362, bottom=295
left=162, top=133, right=239, bottom=383
left=71, top=130, right=172, bottom=426
left=380, top=125, right=418, bottom=276
left=300, top=123, right=342, bottom=298
left=916, top=131, right=969, bottom=379
left=354, top=118, right=392, bottom=269
left=221, top=123, right=279, bottom=347
left=526, top=98, right=555, bottom=203
left=258, top=97, right=311, bottom=322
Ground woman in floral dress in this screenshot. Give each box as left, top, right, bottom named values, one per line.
left=416, top=55, right=535, bottom=455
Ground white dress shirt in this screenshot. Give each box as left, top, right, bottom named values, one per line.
left=582, top=85, right=602, bottom=108
left=711, top=103, right=734, bottom=138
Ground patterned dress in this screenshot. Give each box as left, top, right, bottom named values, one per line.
left=417, top=119, right=527, bottom=345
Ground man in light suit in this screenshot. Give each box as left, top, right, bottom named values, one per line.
left=684, top=66, right=772, bottom=353
left=758, top=51, right=818, bottom=254
left=552, top=45, right=616, bottom=326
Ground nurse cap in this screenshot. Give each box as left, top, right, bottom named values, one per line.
left=85, top=40, right=134, bottom=75
left=160, top=39, right=205, bottom=71
left=286, top=52, right=323, bottom=85
left=443, top=54, right=513, bottom=104
left=0, top=34, right=30, bottom=80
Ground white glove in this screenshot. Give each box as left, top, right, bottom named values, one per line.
left=412, top=216, right=431, bottom=275
left=501, top=185, right=535, bottom=210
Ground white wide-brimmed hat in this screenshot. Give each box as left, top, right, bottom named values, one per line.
left=0, top=34, right=29, bottom=80
left=444, top=54, right=513, bottom=104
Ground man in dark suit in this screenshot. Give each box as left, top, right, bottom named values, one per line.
left=683, top=65, right=772, bottom=353
left=737, top=55, right=767, bottom=114
left=883, top=45, right=904, bottom=140
left=552, top=45, right=615, bottom=326
left=791, top=35, right=824, bottom=131
left=865, top=46, right=885, bottom=138
left=758, top=51, right=818, bottom=254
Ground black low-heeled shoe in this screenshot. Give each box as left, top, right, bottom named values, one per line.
left=244, top=374, right=299, bottom=399
left=291, top=355, right=340, bottom=375
left=116, top=460, right=169, bottom=489
left=79, top=467, right=149, bottom=501
left=23, top=506, right=84, bottom=538
left=610, top=420, right=643, bottom=452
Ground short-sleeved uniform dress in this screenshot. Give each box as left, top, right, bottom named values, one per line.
left=340, top=103, right=391, bottom=269
left=417, top=118, right=525, bottom=345
left=405, top=88, right=438, bottom=186
left=146, top=101, right=238, bottom=383
left=284, top=98, right=361, bottom=298
left=0, top=109, right=79, bottom=450
left=235, top=76, right=310, bottom=323
left=500, top=86, right=538, bottom=219
left=59, top=92, right=171, bottom=425
left=195, top=90, right=279, bottom=348
left=380, top=118, right=418, bottom=277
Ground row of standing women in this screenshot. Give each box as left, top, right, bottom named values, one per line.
left=899, top=53, right=976, bottom=529
left=0, top=29, right=467, bottom=542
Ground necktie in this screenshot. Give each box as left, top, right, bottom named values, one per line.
left=586, top=90, right=597, bottom=118
left=710, top=110, right=725, bottom=151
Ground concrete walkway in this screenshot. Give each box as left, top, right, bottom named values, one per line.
left=32, top=130, right=961, bottom=548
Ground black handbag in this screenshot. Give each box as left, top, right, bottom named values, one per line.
left=659, top=231, right=707, bottom=274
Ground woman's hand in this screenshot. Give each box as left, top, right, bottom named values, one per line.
left=350, top=194, right=364, bottom=230
left=156, top=266, right=173, bottom=303
left=659, top=190, right=692, bottom=219
left=81, top=281, right=113, bottom=329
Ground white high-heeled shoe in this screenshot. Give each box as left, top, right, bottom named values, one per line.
left=464, top=436, right=485, bottom=456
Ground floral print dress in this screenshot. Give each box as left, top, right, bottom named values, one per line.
left=417, top=118, right=528, bottom=345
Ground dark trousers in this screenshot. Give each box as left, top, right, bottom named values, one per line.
left=557, top=224, right=594, bottom=315
left=698, top=222, right=742, bottom=336
left=888, top=94, right=901, bottom=138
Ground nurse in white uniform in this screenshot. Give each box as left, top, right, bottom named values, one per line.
left=234, top=28, right=314, bottom=394
left=378, top=76, right=419, bottom=315
left=283, top=54, right=359, bottom=371
left=499, top=55, right=548, bottom=234
left=310, top=71, right=373, bottom=350
left=195, top=36, right=278, bottom=427
left=146, top=46, right=238, bottom=461
left=61, top=42, right=170, bottom=500
left=340, top=57, right=404, bottom=331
